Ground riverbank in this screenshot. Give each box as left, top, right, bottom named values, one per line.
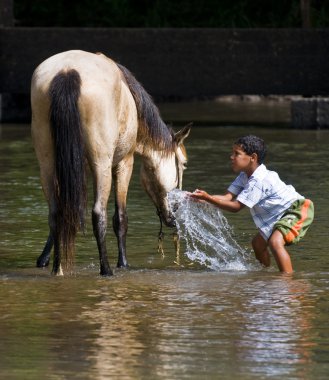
left=159, top=95, right=292, bottom=127
left=1, top=95, right=328, bottom=128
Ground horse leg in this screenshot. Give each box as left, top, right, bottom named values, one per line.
left=173, top=231, right=181, bottom=265
left=52, top=237, right=63, bottom=276
left=36, top=198, right=63, bottom=275
left=92, top=171, right=113, bottom=276
left=112, top=155, right=134, bottom=268
left=48, top=201, right=64, bottom=276
left=36, top=165, right=63, bottom=275
left=36, top=234, right=53, bottom=267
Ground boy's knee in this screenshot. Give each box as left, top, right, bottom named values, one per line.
left=251, top=237, right=259, bottom=251
left=268, top=230, right=285, bottom=251
left=252, top=233, right=266, bottom=251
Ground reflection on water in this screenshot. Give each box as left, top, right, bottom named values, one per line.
left=236, top=277, right=315, bottom=378
left=1, top=124, right=329, bottom=379
left=0, top=271, right=324, bottom=379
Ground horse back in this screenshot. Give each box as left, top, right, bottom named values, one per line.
left=31, top=50, right=138, bottom=167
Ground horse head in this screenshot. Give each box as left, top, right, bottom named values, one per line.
left=140, top=125, right=191, bottom=227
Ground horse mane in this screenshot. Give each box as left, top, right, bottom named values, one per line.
left=117, top=63, right=175, bottom=153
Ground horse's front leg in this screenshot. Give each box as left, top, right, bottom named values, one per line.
left=113, top=203, right=128, bottom=268
left=112, top=155, right=134, bottom=268
left=173, top=230, right=181, bottom=265
left=36, top=233, right=53, bottom=267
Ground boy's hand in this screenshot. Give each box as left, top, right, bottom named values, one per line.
left=188, top=189, right=209, bottom=201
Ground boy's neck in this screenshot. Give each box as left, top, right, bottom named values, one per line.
left=245, top=162, right=261, bottom=178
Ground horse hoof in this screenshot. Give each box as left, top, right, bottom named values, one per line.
left=36, top=258, right=50, bottom=268
left=51, top=268, right=64, bottom=276
left=117, top=261, right=129, bottom=269
left=100, top=268, right=113, bottom=276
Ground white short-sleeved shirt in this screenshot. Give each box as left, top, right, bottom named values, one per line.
left=227, top=164, right=303, bottom=240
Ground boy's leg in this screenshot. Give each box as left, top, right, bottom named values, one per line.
left=268, top=230, right=293, bottom=274
left=252, top=233, right=271, bottom=267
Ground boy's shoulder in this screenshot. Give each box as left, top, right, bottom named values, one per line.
left=251, top=164, right=268, bottom=177
left=248, top=166, right=285, bottom=195
left=251, top=164, right=280, bottom=182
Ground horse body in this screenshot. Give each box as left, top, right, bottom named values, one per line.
left=31, top=50, right=190, bottom=276
left=32, top=51, right=137, bottom=167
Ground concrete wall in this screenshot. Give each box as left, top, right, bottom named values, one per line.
left=1, top=28, right=329, bottom=123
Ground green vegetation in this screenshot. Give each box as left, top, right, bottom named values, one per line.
left=14, top=0, right=329, bottom=27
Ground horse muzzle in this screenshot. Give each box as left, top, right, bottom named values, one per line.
left=157, top=209, right=176, bottom=228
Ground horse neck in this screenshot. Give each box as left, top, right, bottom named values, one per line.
left=136, top=141, right=175, bottom=168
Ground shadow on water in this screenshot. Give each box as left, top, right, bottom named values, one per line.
left=1, top=123, right=329, bottom=379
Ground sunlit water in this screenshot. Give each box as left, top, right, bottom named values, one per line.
left=1, top=124, right=329, bottom=380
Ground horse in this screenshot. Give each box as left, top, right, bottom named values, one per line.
left=31, top=50, right=190, bottom=276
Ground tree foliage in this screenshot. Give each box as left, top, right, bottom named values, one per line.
left=14, top=0, right=329, bottom=27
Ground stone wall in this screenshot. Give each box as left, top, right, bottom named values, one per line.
left=1, top=28, right=329, bottom=125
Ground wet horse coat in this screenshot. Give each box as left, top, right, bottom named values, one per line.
left=31, top=50, right=190, bottom=276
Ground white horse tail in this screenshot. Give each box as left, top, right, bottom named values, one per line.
left=49, top=69, right=87, bottom=269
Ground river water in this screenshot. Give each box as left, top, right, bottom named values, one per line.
left=1, top=124, right=329, bottom=380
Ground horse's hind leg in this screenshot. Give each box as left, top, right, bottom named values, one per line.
left=48, top=199, right=63, bottom=275
left=39, top=189, right=63, bottom=275
left=36, top=234, right=53, bottom=267
left=112, top=155, right=134, bottom=268
left=39, top=173, right=63, bottom=275
left=33, top=147, right=62, bottom=274
left=92, top=168, right=113, bottom=276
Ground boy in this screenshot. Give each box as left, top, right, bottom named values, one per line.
left=190, top=135, right=314, bottom=273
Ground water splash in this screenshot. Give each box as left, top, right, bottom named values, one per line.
left=168, top=189, right=254, bottom=271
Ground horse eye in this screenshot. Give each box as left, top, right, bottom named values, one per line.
left=182, top=162, right=188, bottom=169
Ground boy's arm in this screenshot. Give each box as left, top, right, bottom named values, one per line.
left=189, top=189, right=245, bottom=213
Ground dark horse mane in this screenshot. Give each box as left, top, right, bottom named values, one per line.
left=117, top=63, right=175, bottom=153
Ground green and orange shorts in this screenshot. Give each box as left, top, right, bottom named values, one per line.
left=274, top=199, right=314, bottom=245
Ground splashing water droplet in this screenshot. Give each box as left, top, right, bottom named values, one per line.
left=168, top=189, right=254, bottom=271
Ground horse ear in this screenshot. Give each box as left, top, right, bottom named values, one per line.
left=174, top=122, right=192, bottom=144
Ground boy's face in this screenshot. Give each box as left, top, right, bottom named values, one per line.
left=230, top=144, right=258, bottom=174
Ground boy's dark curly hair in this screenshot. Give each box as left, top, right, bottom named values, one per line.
left=234, top=135, right=267, bottom=164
